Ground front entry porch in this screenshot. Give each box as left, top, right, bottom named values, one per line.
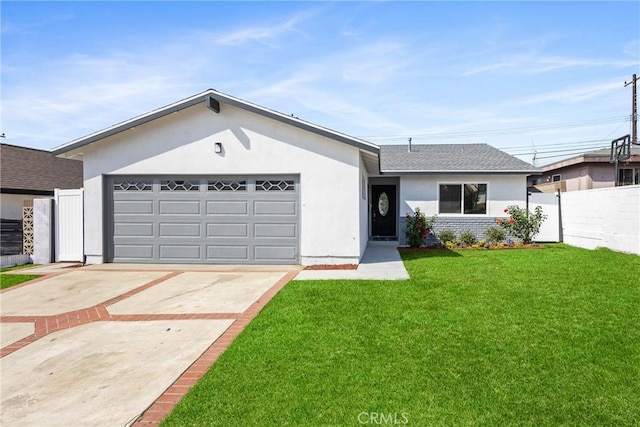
left=370, top=177, right=399, bottom=241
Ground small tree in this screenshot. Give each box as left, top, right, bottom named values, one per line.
left=404, top=208, right=436, bottom=248
left=498, top=205, right=547, bottom=244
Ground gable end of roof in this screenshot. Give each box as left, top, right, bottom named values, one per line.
left=52, top=89, right=379, bottom=156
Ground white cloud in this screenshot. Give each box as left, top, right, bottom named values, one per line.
left=464, top=54, right=637, bottom=76
left=518, top=81, right=623, bottom=105
left=214, top=10, right=315, bottom=47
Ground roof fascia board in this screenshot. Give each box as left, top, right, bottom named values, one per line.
left=53, top=89, right=379, bottom=156
left=210, top=92, right=379, bottom=154
left=380, top=170, right=541, bottom=175
left=1, top=188, right=55, bottom=196
left=52, top=93, right=211, bottom=155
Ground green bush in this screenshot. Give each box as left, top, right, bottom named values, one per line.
left=404, top=208, right=436, bottom=248
left=498, top=205, right=547, bottom=244
left=438, top=229, right=457, bottom=244
left=459, top=230, right=477, bottom=245
left=485, top=226, right=506, bottom=243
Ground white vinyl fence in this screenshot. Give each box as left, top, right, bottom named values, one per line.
left=561, top=185, right=640, bottom=255
left=529, top=192, right=560, bottom=242
left=55, top=188, right=84, bottom=262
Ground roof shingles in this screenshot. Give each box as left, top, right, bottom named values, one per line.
left=1, top=144, right=83, bottom=192
left=380, top=144, right=539, bottom=173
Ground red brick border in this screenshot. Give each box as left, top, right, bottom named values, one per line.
left=0, top=269, right=298, bottom=427
left=131, top=269, right=299, bottom=426
left=1, top=267, right=299, bottom=425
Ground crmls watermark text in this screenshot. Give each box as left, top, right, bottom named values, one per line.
left=357, top=412, right=409, bottom=425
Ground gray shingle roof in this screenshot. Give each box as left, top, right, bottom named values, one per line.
left=379, top=143, right=539, bottom=173
left=1, top=143, right=83, bottom=193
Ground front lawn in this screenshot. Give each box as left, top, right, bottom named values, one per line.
left=1, top=265, right=41, bottom=290
left=162, top=244, right=640, bottom=426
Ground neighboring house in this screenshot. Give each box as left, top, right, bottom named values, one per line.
left=528, top=146, right=640, bottom=192
left=52, top=89, right=538, bottom=266
left=0, top=143, right=83, bottom=220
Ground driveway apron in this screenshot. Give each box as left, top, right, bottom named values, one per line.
left=0, top=264, right=300, bottom=426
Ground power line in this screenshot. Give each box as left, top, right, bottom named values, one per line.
left=507, top=144, right=609, bottom=157
left=499, top=138, right=611, bottom=152
left=359, top=115, right=629, bottom=140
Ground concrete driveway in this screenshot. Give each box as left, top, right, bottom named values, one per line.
left=0, top=264, right=300, bottom=426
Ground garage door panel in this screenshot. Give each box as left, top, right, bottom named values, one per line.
left=110, top=176, right=299, bottom=264
left=114, top=200, right=154, bottom=215
left=254, top=201, right=296, bottom=215
left=207, top=223, right=248, bottom=237
left=114, top=223, right=154, bottom=237
left=254, top=246, right=296, bottom=261
left=206, top=245, right=249, bottom=261
left=159, top=200, right=201, bottom=215
left=159, top=223, right=201, bottom=237
left=206, top=201, right=248, bottom=215
left=114, top=245, right=154, bottom=260
left=254, top=223, right=297, bottom=238
left=159, top=245, right=201, bottom=260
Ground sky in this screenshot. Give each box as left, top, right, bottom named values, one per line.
left=1, top=1, right=639, bottom=166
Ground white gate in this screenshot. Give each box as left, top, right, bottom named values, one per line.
left=529, top=192, right=560, bottom=242
left=55, top=189, right=84, bottom=262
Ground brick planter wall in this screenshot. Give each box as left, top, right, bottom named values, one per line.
left=399, top=216, right=502, bottom=245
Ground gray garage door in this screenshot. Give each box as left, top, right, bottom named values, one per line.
left=108, top=176, right=299, bottom=264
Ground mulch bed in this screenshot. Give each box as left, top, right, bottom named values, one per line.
left=304, top=264, right=358, bottom=270
left=398, top=244, right=545, bottom=251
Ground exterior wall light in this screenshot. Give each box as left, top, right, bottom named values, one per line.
left=214, top=142, right=223, bottom=153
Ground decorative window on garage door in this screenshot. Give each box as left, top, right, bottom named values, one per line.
left=208, top=180, right=247, bottom=192
left=113, top=180, right=152, bottom=191
left=255, top=180, right=295, bottom=191
left=160, top=180, right=200, bottom=192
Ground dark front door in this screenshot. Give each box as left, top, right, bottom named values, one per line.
left=371, top=185, right=396, bottom=237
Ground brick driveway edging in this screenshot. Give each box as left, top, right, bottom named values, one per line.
left=1, top=267, right=300, bottom=426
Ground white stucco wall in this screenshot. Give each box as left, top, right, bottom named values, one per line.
left=0, top=194, right=49, bottom=220
left=399, top=174, right=528, bottom=217
left=358, top=155, right=369, bottom=259
left=71, top=102, right=366, bottom=265
left=561, top=185, right=639, bottom=255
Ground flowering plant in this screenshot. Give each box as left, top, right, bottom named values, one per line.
left=405, top=208, right=436, bottom=248
left=498, top=205, right=547, bottom=244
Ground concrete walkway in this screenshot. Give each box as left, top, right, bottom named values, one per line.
left=294, top=243, right=410, bottom=280
left=0, top=264, right=300, bottom=427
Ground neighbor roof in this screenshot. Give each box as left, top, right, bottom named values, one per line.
left=541, top=146, right=640, bottom=171
left=380, top=143, right=539, bottom=174
left=52, top=89, right=379, bottom=156
left=1, top=143, right=83, bottom=194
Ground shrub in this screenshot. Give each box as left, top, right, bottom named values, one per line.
left=404, top=208, right=436, bottom=248
left=498, top=205, right=547, bottom=244
left=444, top=241, right=458, bottom=249
left=459, top=230, right=477, bottom=245
left=485, top=226, right=506, bottom=243
left=438, top=229, right=457, bottom=244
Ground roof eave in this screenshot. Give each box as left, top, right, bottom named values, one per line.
left=52, top=89, right=380, bottom=156
left=380, top=169, right=541, bottom=175
left=52, top=91, right=212, bottom=156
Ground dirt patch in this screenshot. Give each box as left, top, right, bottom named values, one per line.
left=304, top=264, right=358, bottom=270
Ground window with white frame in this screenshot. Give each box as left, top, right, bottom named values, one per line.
left=551, top=174, right=561, bottom=182
left=439, top=184, right=487, bottom=214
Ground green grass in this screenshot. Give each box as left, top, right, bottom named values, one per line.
left=1, top=264, right=41, bottom=289
left=162, top=244, right=640, bottom=426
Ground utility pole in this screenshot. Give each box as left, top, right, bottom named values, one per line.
left=624, top=73, right=639, bottom=145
